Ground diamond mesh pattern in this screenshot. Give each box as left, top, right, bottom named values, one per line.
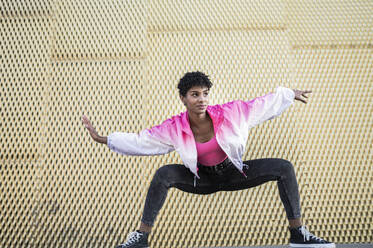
left=1, top=0, right=372, bottom=247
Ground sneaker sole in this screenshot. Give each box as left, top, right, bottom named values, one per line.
left=116, top=245, right=149, bottom=248
left=290, top=243, right=335, bottom=248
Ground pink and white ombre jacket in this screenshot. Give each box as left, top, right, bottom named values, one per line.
left=107, top=86, right=295, bottom=183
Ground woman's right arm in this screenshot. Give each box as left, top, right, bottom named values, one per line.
left=107, top=130, right=175, bottom=156
left=82, top=115, right=175, bottom=155
left=82, top=115, right=107, bottom=144
left=94, top=135, right=107, bottom=144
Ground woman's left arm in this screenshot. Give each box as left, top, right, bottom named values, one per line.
left=292, top=89, right=312, bottom=104
left=237, top=86, right=303, bottom=128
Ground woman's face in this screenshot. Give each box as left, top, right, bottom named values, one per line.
left=180, top=86, right=209, bottom=114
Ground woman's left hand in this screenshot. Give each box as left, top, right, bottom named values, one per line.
left=292, top=89, right=312, bottom=104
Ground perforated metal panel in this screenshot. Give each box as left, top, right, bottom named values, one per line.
left=52, top=0, right=147, bottom=60
left=286, top=0, right=372, bottom=47
left=1, top=13, right=51, bottom=248
left=1, top=0, right=372, bottom=248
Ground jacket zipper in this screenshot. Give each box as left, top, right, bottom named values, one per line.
left=240, top=169, right=248, bottom=178
left=215, top=135, right=248, bottom=179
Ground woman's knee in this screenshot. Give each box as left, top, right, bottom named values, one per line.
left=153, top=165, right=171, bottom=183
left=152, top=164, right=184, bottom=186
left=278, top=159, right=295, bottom=175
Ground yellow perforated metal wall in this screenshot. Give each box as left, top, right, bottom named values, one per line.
left=1, top=1, right=372, bottom=247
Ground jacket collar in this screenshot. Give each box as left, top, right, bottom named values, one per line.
left=181, top=105, right=224, bottom=136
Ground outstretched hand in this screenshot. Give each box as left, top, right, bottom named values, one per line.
left=293, top=89, right=312, bottom=104
left=82, top=115, right=100, bottom=141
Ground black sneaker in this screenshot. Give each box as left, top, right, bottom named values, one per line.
left=115, top=230, right=150, bottom=248
left=289, top=225, right=335, bottom=247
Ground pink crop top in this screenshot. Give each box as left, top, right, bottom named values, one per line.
left=195, top=134, right=228, bottom=166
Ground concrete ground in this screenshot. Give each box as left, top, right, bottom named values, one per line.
left=197, top=244, right=373, bottom=248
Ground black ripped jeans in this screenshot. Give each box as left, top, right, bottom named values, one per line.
left=141, top=158, right=301, bottom=227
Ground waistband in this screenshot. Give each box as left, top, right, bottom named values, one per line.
left=197, top=157, right=234, bottom=175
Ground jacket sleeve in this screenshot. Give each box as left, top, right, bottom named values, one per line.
left=107, top=125, right=175, bottom=156
left=239, top=86, right=295, bottom=128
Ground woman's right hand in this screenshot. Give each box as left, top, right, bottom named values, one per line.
left=82, top=115, right=101, bottom=142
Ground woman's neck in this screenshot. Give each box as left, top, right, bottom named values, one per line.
left=188, top=111, right=211, bottom=128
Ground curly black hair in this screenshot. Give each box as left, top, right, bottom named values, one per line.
left=177, top=71, right=213, bottom=97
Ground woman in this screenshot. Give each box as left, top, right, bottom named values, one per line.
left=82, top=71, right=335, bottom=248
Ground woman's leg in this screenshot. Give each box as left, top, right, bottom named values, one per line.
left=220, top=158, right=302, bottom=224
left=140, top=158, right=302, bottom=233
left=140, top=163, right=222, bottom=233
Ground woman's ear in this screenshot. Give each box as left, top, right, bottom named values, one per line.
left=179, top=94, right=185, bottom=105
